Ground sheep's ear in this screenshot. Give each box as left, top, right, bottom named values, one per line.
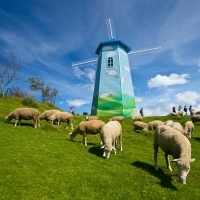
left=101, top=145, right=105, bottom=149
left=190, top=158, right=195, bottom=163
left=172, top=159, right=179, bottom=163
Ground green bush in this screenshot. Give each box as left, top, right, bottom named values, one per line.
left=22, top=97, right=38, bottom=108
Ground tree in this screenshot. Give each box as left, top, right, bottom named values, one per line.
left=0, top=49, right=25, bottom=97
left=41, top=85, right=58, bottom=104
left=27, top=77, right=44, bottom=92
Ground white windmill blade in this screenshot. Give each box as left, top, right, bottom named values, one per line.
left=106, top=18, right=116, bottom=40
left=72, top=57, right=98, bottom=67
left=128, top=46, right=161, bottom=55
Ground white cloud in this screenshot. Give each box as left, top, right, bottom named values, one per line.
left=65, top=99, right=91, bottom=107
left=175, top=91, right=200, bottom=106
left=73, top=67, right=96, bottom=82
left=135, top=97, right=143, bottom=103
left=148, top=73, right=190, bottom=88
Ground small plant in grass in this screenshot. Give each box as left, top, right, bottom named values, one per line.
left=22, top=97, right=38, bottom=108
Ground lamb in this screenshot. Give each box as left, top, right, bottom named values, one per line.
left=108, top=116, right=124, bottom=122
left=169, top=112, right=180, bottom=117
left=170, top=122, right=184, bottom=134
left=85, top=116, right=99, bottom=121
left=48, top=111, right=73, bottom=129
left=144, top=120, right=164, bottom=131
left=184, top=121, right=194, bottom=138
left=154, top=125, right=195, bottom=184
left=38, top=109, right=60, bottom=122
left=5, top=108, right=40, bottom=128
left=164, top=120, right=174, bottom=126
left=131, top=115, right=143, bottom=121
left=191, top=114, right=200, bottom=123
left=99, top=121, right=123, bottom=159
left=69, top=120, right=105, bottom=146
left=133, top=121, right=148, bottom=132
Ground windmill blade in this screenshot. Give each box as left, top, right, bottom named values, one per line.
left=72, top=57, right=98, bottom=67
left=128, top=47, right=161, bottom=55
left=106, top=18, right=116, bottom=40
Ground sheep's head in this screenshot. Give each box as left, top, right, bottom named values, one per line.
left=69, top=132, right=75, bottom=141
left=5, top=115, right=12, bottom=122
left=172, top=158, right=195, bottom=184
left=101, top=145, right=116, bottom=159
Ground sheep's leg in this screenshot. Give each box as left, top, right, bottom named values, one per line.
left=83, top=133, right=87, bottom=146
left=165, top=153, right=172, bottom=171
left=154, top=146, right=159, bottom=171
left=57, top=120, right=60, bottom=126
left=119, top=135, right=123, bottom=151
left=71, top=122, right=73, bottom=130
left=14, top=119, right=18, bottom=126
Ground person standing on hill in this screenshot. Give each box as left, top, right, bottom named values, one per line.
left=184, top=105, right=188, bottom=116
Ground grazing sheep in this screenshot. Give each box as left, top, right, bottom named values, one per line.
left=171, top=122, right=184, bottom=134
left=191, top=114, right=200, bottom=123
left=69, top=120, right=105, bottom=146
left=99, top=121, right=122, bottom=159
left=133, top=121, right=148, bottom=132
left=5, top=108, right=40, bottom=128
left=48, top=111, right=73, bottom=129
left=169, top=112, right=180, bottom=117
left=145, top=120, right=164, bottom=131
left=131, top=115, right=143, bottom=121
left=108, top=116, right=124, bottom=122
left=154, top=125, right=195, bottom=184
left=164, top=120, right=174, bottom=126
left=177, top=111, right=183, bottom=116
left=184, top=121, right=194, bottom=138
left=38, top=109, right=60, bottom=122
left=85, top=116, right=99, bottom=121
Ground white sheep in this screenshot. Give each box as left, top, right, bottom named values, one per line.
left=164, top=120, right=174, bottom=126
left=38, top=109, right=60, bottom=122
left=5, top=108, right=40, bottom=128
left=131, top=115, right=143, bottom=121
left=169, top=112, right=180, bottom=117
left=191, top=114, right=200, bottom=123
left=133, top=121, right=148, bottom=132
left=48, top=111, right=73, bottom=129
left=99, top=121, right=122, bottom=159
left=154, top=125, right=195, bottom=184
left=69, top=120, right=105, bottom=146
left=108, top=116, right=124, bottom=122
left=145, top=120, right=164, bottom=131
left=170, top=122, right=184, bottom=134
left=85, top=116, right=99, bottom=121
left=177, top=111, right=183, bottom=116
left=184, top=121, right=194, bottom=138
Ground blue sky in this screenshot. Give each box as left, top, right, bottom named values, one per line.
left=0, top=0, right=200, bottom=116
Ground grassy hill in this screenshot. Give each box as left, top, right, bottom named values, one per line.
left=0, top=97, right=200, bottom=200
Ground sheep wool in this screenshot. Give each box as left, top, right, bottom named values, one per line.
left=108, top=116, right=124, bottom=122
left=133, top=121, right=148, bottom=132
left=131, top=115, right=143, bottom=121
left=5, top=108, right=40, bottom=128
left=38, top=109, right=60, bottom=122
left=85, top=116, right=99, bottom=121
left=184, top=121, right=194, bottom=138
left=69, top=120, right=105, bottom=146
left=191, top=114, right=200, bottom=123
left=154, top=125, right=195, bottom=184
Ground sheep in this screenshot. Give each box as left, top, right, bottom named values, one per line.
left=108, top=116, right=124, bottom=122
left=170, top=122, right=184, bottom=134
left=164, top=120, right=174, bottom=126
left=131, top=115, right=143, bottom=121
left=99, top=121, right=122, bottom=158
left=169, top=112, right=180, bottom=117
left=154, top=125, right=195, bottom=184
left=85, top=116, right=99, bottom=121
left=191, top=111, right=200, bottom=115
left=184, top=121, right=194, bottom=138
left=38, top=109, right=60, bottom=122
left=48, top=111, right=73, bottom=129
left=191, top=114, right=200, bottom=123
left=177, top=111, right=183, bottom=116
left=144, top=120, right=164, bottom=131
left=133, top=121, right=148, bottom=132
left=69, top=120, right=105, bottom=146
left=5, top=108, right=40, bottom=128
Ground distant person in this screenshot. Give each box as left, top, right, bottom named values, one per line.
left=178, top=105, right=182, bottom=111
left=172, top=106, right=176, bottom=113
left=140, top=108, right=144, bottom=117
left=189, top=105, right=193, bottom=115
left=184, top=105, right=188, bottom=116
left=70, top=106, right=75, bottom=114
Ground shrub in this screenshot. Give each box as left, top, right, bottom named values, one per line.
left=22, top=97, right=38, bottom=108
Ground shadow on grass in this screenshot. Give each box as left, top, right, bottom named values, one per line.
left=193, top=137, right=200, bottom=142
left=88, top=146, right=103, bottom=157
left=4, top=121, right=35, bottom=127
left=132, top=161, right=178, bottom=190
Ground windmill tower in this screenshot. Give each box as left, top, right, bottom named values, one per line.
left=72, top=19, right=161, bottom=117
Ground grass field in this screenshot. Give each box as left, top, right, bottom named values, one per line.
left=0, top=97, right=200, bottom=200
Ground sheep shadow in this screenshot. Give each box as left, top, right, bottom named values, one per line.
left=66, top=138, right=97, bottom=146
left=88, top=146, right=103, bottom=157
left=132, top=161, right=177, bottom=190
left=193, top=137, right=200, bottom=142
left=4, top=121, right=35, bottom=128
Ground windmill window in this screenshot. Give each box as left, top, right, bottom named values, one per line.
left=107, top=57, right=113, bottom=67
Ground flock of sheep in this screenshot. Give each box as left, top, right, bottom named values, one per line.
left=5, top=107, right=200, bottom=184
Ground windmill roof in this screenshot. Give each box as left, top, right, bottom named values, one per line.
left=95, top=39, right=131, bottom=55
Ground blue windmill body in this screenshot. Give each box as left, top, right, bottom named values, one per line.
left=91, top=39, right=136, bottom=117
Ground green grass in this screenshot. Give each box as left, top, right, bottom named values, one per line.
left=0, top=97, right=200, bottom=200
